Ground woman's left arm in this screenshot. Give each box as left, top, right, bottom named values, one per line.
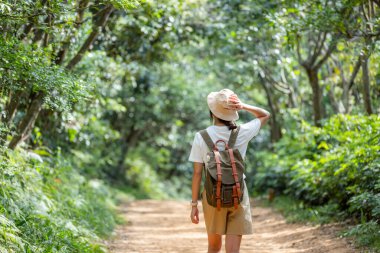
left=190, top=162, right=203, bottom=224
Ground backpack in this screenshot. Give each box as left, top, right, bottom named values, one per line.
left=200, top=126, right=245, bottom=210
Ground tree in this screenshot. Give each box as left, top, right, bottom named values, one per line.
left=0, top=0, right=140, bottom=149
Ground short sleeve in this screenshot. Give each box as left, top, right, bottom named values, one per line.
left=239, top=118, right=261, bottom=141
left=188, top=132, right=203, bottom=163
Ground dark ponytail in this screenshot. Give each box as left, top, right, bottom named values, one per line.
left=209, top=111, right=237, bottom=130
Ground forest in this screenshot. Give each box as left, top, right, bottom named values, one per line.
left=0, top=0, right=379, bottom=252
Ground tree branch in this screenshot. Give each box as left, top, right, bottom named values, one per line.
left=0, top=4, right=90, bottom=20
left=55, top=0, right=90, bottom=65
left=19, top=0, right=48, bottom=40
left=296, top=34, right=305, bottom=66
left=360, top=4, right=370, bottom=22
left=310, top=31, right=327, bottom=66
left=66, top=4, right=114, bottom=70
left=348, top=56, right=361, bottom=90
left=261, top=68, right=291, bottom=94
left=331, top=55, right=346, bottom=83
left=310, top=32, right=321, bottom=59
left=315, top=36, right=338, bottom=69
left=307, top=33, right=314, bottom=60
left=0, top=12, right=45, bottom=20
left=264, top=75, right=291, bottom=94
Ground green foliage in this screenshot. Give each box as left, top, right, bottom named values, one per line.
left=0, top=38, right=89, bottom=112
left=109, top=0, right=140, bottom=10
left=0, top=148, right=116, bottom=252
left=0, top=215, right=25, bottom=252
left=124, top=156, right=169, bottom=199
left=254, top=114, right=380, bottom=249
left=1, top=0, right=380, bottom=250
left=342, top=221, right=380, bottom=250
left=262, top=195, right=342, bottom=224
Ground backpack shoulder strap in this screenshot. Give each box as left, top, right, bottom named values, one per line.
left=228, top=126, right=240, bottom=148
left=199, top=129, right=214, bottom=151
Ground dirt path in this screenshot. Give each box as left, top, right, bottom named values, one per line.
left=106, top=199, right=356, bottom=253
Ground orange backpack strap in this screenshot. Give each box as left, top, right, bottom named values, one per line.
left=213, top=150, right=222, bottom=211
left=232, top=185, right=239, bottom=209
left=228, top=148, right=242, bottom=200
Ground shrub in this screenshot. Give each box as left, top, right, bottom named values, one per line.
left=254, top=114, right=380, bottom=249
left=0, top=147, right=117, bottom=252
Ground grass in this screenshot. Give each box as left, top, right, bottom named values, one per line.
left=260, top=195, right=343, bottom=224
left=342, top=221, right=380, bottom=252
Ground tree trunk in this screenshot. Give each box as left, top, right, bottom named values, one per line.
left=2, top=24, right=9, bottom=38
left=361, top=54, right=373, bottom=114
left=7, top=4, right=114, bottom=150
left=342, top=80, right=350, bottom=114
left=259, top=75, right=282, bottom=143
left=20, top=23, right=35, bottom=40
left=297, top=33, right=336, bottom=126
left=77, top=0, right=89, bottom=22
left=306, top=68, right=323, bottom=126
left=114, top=128, right=142, bottom=180
left=325, top=63, right=344, bottom=114
left=32, top=16, right=49, bottom=44
left=55, top=39, right=71, bottom=65
left=327, top=83, right=342, bottom=114
left=287, top=85, right=298, bottom=108
left=66, top=4, right=114, bottom=70
left=8, top=92, right=45, bottom=149
left=1, top=90, right=23, bottom=125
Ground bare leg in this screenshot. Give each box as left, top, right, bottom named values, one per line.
left=225, top=234, right=242, bottom=253
left=207, top=233, right=222, bottom=253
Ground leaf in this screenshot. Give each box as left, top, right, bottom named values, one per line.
left=337, top=42, right=345, bottom=51
left=334, top=163, right=348, bottom=176
left=68, top=128, right=77, bottom=142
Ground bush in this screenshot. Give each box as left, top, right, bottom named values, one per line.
left=342, top=221, right=380, bottom=250
left=0, top=147, right=117, bottom=252
left=254, top=114, right=380, bottom=249
left=123, top=156, right=169, bottom=199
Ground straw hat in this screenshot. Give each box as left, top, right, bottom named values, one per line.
left=207, top=89, right=239, bottom=121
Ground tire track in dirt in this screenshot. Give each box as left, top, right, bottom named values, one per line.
left=106, top=199, right=356, bottom=253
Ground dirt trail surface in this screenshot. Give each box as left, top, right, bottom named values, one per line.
left=106, top=199, right=356, bottom=253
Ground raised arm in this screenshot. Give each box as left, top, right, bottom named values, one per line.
left=242, top=103, right=271, bottom=126
left=228, top=94, right=271, bottom=126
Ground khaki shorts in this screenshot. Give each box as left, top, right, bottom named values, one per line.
left=201, top=180, right=253, bottom=235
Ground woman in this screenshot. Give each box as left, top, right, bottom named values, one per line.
left=188, top=89, right=270, bottom=253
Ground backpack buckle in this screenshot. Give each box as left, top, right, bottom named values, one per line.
left=213, top=139, right=229, bottom=151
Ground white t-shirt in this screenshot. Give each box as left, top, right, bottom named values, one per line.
left=188, top=118, right=261, bottom=164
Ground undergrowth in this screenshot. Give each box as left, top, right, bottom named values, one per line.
left=261, top=195, right=344, bottom=224
left=0, top=146, right=118, bottom=252
left=253, top=114, right=380, bottom=251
